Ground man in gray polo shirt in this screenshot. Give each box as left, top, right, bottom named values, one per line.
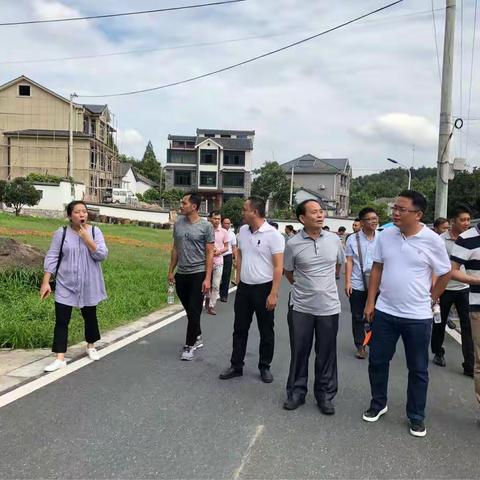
left=283, top=199, right=345, bottom=414
left=168, top=193, right=214, bottom=361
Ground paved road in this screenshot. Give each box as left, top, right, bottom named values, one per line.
left=0, top=280, right=479, bottom=479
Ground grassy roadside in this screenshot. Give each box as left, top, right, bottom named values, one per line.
left=0, top=212, right=173, bottom=349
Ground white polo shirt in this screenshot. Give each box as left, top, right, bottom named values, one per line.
left=238, top=221, right=285, bottom=285
left=223, top=229, right=237, bottom=256
left=373, top=225, right=451, bottom=319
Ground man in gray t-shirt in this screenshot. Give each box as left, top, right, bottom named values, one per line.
left=168, top=193, right=214, bottom=360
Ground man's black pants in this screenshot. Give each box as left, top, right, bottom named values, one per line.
left=349, top=289, right=368, bottom=348
left=230, top=281, right=274, bottom=370
left=219, top=253, right=233, bottom=300
left=175, top=272, right=204, bottom=347
left=286, top=308, right=339, bottom=403
left=431, top=288, right=474, bottom=373
left=53, top=302, right=100, bottom=353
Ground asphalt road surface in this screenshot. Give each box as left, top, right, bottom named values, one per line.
left=1, top=279, right=479, bottom=479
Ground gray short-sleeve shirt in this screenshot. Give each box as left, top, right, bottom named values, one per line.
left=173, top=216, right=214, bottom=274
left=284, top=229, right=345, bottom=315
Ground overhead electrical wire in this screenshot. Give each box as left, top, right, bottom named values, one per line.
left=431, top=0, right=442, bottom=82
left=465, top=0, right=478, bottom=160
left=75, top=0, right=404, bottom=98
left=0, top=5, right=443, bottom=66
left=0, top=0, right=245, bottom=27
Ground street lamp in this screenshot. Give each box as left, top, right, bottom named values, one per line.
left=387, top=157, right=411, bottom=190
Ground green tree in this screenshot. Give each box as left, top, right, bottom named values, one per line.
left=0, top=179, right=7, bottom=203
left=251, top=161, right=291, bottom=209
left=221, top=197, right=244, bottom=228
left=142, top=188, right=162, bottom=204
left=139, top=141, right=162, bottom=184
left=161, top=189, right=184, bottom=209
left=4, top=178, right=42, bottom=216
left=449, top=168, right=480, bottom=218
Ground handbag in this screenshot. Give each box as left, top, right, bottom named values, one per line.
left=49, top=226, right=67, bottom=291
left=355, top=233, right=369, bottom=291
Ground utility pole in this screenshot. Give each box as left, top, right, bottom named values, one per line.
left=68, top=93, right=78, bottom=179
left=435, top=0, right=456, bottom=218
left=289, top=164, right=295, bottom=207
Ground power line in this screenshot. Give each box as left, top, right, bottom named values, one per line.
left=465, top=0, right=478, bottom=160
left=431, top=0, right=442, bottom=82
left=0, top=0, right=245, bottom=27
left=76, top=0, right=404, bottom=99
left=0, top=6, right=443, bottom=66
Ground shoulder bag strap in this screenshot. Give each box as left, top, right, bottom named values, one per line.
left=54, top=226, right=67, bottom=278
left=356, top=233, right=368, bottom=291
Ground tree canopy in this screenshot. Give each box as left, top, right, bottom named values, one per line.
left=251, top=161, right=291, bottom=210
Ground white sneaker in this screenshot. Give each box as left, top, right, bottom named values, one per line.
left=181, top=346, right=194, bottom=361
left=194, top=335, right=204, bottom=350
left=86, top=348, right=100, bottom=361
left=44, top=359, right=67, bottom=372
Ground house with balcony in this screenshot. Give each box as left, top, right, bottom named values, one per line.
left=280, top=154, right=351, bottom=217
left=0, top=75, right=119, bottom=203
left=164, top=128, right=254, bottom=211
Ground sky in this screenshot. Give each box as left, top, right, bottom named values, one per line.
left=0, top=0, right=478, bottom=177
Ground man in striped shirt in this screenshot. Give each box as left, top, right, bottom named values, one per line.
left=451, top=222, right=480, bottom=407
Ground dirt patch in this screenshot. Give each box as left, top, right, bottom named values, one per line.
left=0, top=238, right=45, bottom=270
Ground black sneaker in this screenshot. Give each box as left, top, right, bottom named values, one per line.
left=432, top=354, right=446, bottom=367
left=409, top=420, right=427, bottom=437
left=362, top=406, right=388, bottom=422
left=446, top=319, right=457, bottom=329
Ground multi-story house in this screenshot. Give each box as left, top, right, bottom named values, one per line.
left=280, top=154, right=352, bottom=217
left=164, top=128, right=254, bottom=211
left=0, top=75, right=118, bottom=202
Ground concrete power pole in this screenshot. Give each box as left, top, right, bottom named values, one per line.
left=435, top=0, right=456, bottom=218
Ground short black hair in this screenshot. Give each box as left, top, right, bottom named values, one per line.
left=185, top=192, right=202, bottom=211
left=322, top=225, right=330, bottom=231
left=66, top=200, right=87, bottom=217
left=247, top=196, right=266, bottom=218
left=295, top=199, right=323, bottom=222
left=338, top=226, right=346, bottom=233
left=434, top=217, right=449, bottom=228
left=285, top=224, right=294, bottom=232
left=208, top=210, right=221, bottom=218
left=358, top=207, right=377, bottom=220
left=398, top=190, right=427, bottom=214
left=451, top=205, right=471, bottom=219
left=354, top=217, right=361, bottom=222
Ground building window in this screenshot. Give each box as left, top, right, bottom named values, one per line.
left=174, top=170, right=192, bottom=186
left=167, top=150, right=196, bottom=164
left=18, top=85, right=31, bottom=96
left=200, top=172, right=216, bottom=187
left=237, top=134, right=248, bottom=139
left=186, top=141, right=195, bottom=147
left=224, top=150, right=245, bottom=166
left=204, top=133, right=215, bottom=138
left=90, top=146, right=97, bottom=169
left=220, top=134, right=231, bottom=138
left=223, top=172, right=244, bottom=188
left=200, top=150, right=217, bottom=165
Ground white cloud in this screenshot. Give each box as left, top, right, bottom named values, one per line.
left=116, top=128, right=145, bottom=158
left=354, top=113, right=438, bottom=149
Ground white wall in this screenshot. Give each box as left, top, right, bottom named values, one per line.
left=31, top=181, right=86, bottom=211
left=274, top=217, right=356, bottom=234
left=88, top=204, right=169, bottom=223
left=136, top=181, right=153, bottom=195
left=121, top=168, right=135, bottom=193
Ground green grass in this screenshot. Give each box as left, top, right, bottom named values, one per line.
left=0, top=212, right=173, bottom=349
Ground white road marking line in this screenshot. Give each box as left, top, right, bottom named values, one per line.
left=233, top=425, right=265, bottom=480
left=0, top=286, right=238, bottom=410
left=446, top=326, right=462, bottom=344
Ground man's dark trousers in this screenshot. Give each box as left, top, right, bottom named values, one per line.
left=175, top=272, right=204, bottom=347
left=230, top=281, right=274, bottom=370
left=286, top=308, right=339, bottom=403
left=431, top=288, right=474, bottom=374
left=220, top=253, right=233, bottom=299
left=349, top=289, right=368, bottom=348
left=369, top=309, right=431, bottom=422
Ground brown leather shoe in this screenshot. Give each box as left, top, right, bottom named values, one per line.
left=355, top=346, right=367, bottom=359
left=207, top=307, right=217, bottom=315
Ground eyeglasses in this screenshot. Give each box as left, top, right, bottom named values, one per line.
left=391, top=206, right=420, bottom=214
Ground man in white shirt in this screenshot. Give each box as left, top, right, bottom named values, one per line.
left=219, top=217, right=237, bottom=302
left=219, top=196, right=285, bottom=383
left=363, top=191, right=451, bottom=438
left=345, top=207, right=379, bottom=360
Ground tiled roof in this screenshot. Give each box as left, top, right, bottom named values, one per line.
left=196, top=128, right=255, bottom=136
left=195, top=136, right=253, bottom=150
left=132, top=168, right=159, bottom=187
left=168, top=135, right=196, bottom=142
left=83, top=104, right=107, bottom=114
left=280, top=154, right=349, bottom=174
